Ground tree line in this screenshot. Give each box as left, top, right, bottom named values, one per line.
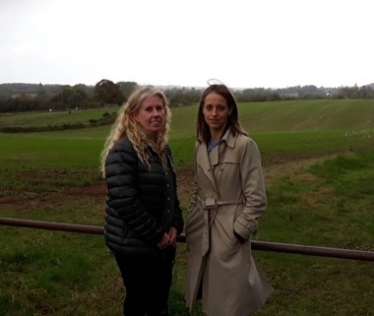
left=0, top=80, right=373, bottom=113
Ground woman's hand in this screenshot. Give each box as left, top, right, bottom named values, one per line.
left=157, top=233, right=171, bottom=250
left=157, top=227, right=178, bottom=250
left=167, top=227, right=178, bottom=244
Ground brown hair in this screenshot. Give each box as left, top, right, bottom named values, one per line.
left=196, top=84, right=247, bottom=144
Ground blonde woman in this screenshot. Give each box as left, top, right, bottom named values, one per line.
left=101, top=86, right=184, bottom=316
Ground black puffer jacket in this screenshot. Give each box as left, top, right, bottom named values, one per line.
left=104, top=136, right=184, bottom=256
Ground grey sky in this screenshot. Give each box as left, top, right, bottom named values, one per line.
left=1, top=0, right=373, bottom=88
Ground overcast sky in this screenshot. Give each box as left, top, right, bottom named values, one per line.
left=1, top=0, right=373, bottom=89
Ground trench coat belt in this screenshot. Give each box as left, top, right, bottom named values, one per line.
left=198, top=197, right=242, bottom=256
left=197, top=196, right=242, bottom=209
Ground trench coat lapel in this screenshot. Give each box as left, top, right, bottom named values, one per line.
left=195, top=130, right=235, bottom=193
left=196, top=141, right=219, bottom=257
left=196, top=142, right=218, bottom=192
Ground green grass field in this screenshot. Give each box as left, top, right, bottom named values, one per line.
left=0, top=106, right=119, bottom=127
left=1, top=99, right=374, bottom=316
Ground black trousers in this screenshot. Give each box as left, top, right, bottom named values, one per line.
left=114, top=248, right=175, bottom=316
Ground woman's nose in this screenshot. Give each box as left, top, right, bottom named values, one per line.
left=152, top=109, right=161, bottom=116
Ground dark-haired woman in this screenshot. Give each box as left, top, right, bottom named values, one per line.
left=185, top=84, right=273, bottom=316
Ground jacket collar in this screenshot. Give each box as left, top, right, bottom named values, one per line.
left=220, top=127, right=236, bottom=148
left=197, top=127, right=236, bottom=147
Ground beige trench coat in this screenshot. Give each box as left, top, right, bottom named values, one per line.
left=185, top=130, right=274, bottom=316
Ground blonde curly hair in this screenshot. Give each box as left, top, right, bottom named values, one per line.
left=100, top=85, right=171, bottom=177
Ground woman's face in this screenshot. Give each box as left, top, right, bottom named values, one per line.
left=134, top=95, right=166, bottom=134
left=202, top=92, right=232, bottom=134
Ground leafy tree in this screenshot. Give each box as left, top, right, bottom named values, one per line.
left=36, top=83, right=46, bottom=97
left=73, top=84, right=95, bottom=98
left=94, top=79, right=122, bottom=105
left=61, top=86, right=74, bottom=104
left=118, top=81, right=138, bottom=102
left=359, top=85, right=374, bottom=98
left=68, top=89, right=87, bottom=106
left=164, top=87, right=201, bottom=106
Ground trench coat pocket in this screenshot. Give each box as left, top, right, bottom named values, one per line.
left=234, top=231, right=246, bottom=243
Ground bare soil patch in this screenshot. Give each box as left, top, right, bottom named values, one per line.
left=0, top=153, right=345, bottom=213
left=0, top=169, right=195, bottom=212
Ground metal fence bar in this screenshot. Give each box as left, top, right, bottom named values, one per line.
left=0, top=217, right=102, bottom=234
left=1, top=217, right=374, bottom=262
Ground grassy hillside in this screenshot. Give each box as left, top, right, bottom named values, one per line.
left=1, top=99, right=373, bottom=133
left=0, top=106, right=119, bottom=127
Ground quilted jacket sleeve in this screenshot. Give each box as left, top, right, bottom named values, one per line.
left=168, top=148, right=184, bottom=235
